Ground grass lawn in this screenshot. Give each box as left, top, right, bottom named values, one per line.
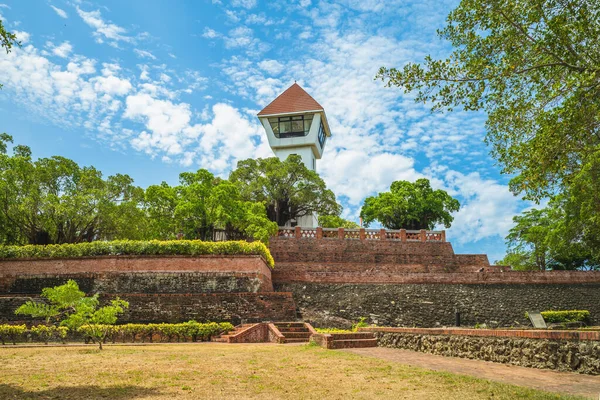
left=0, top=343, right=583, bottom=400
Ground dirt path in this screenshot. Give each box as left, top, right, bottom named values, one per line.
left=344, top=347, right=600, bottom=399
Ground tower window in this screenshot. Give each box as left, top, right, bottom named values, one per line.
left=269, top=114, right=313, bottom=138
left=318, top=121, right=326, bottom=148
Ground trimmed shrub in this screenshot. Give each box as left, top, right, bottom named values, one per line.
left=0, top=239, right=274, bottom=268
left=77, top=321, right=234, bottom=344
left=30, top=325, right=69, bottom=344
left=541, top=310, right=591, bottom=324
left=0, top=324, right=26, bottom=345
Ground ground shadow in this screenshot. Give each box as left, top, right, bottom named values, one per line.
left=0, top=384, right=161, bottom=399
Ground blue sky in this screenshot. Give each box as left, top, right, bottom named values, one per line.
left=0, top=0, right=532, bottom=261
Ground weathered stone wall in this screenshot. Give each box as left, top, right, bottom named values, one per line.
left=1, top=272, right=267, bottom=294
left=275, top=282, right=600, bottom=328
left=0, top=255, right=292, bottom=324
left=0, top=255, right=273, bottom=292
left=374, top=331, right=600, bottom=375
left=1, top=292, right=297, bottom=325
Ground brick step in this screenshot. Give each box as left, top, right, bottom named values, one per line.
left=277, top=327, right=309, bottom=333
left=330, top=339, right=378, bottom=349
left=285, top=338, right=310, bottom=343
left=281, top=332, right=311, bottom=339
left=330, top=333, right=375, bottom=340
left=211, top=338, right=229, bottom=343
left=274, top=322, right=306, bottom=328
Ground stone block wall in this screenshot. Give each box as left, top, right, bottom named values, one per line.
left=2, top=292, right=297, bottom=325
left=0, top=255, right=298, bottom=324
left=275, top=282, right=600, bottom=328
left=368, top=328, right=600, bottom=375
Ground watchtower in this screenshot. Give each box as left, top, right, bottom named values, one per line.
left=257, top=83, right=332, bottom=227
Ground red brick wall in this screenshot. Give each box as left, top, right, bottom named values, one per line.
left=269, top=238, right=600, bottom=285
left=0, top=255, right=273, bottom=292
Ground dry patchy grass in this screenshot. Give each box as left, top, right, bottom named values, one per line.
left=0, top=343, right=583, bottom=399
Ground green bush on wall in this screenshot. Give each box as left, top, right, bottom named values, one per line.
left=541, top=310, right=591, bottom=324
left=0, top=240, right=274, bottom=268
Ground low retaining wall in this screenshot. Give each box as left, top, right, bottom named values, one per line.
left=363, top=327, right=600, bottom=375
left=1, top=292, right=297, bottom=325
left=275, top=282, right=600, bottom=328
left=0, top=255, right=273, bottom=292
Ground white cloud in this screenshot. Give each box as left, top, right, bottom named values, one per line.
left=202, top=28, right=220, bottom=39
left=76, top=8, right=133, bottom=45
left=231, top=0, right=257, bottom=9
left=47, top=41, right=73, bottom=58
left=134, top=49, right=156, bottom=60
left=12, top=31, right=30, bottom=44
left=443, top=171, right=522, bottom=244
left=50, top=5, right=68, bottom=19
left=92, top=74, right=132, bottom=96
left=258, top=59, right=284, bottom=75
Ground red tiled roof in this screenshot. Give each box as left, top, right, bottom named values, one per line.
left=257, top=83, right=324, bottom=116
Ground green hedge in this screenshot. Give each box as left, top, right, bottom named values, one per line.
left=78, top=321, right=234, bottom=343
left=0, top=321, right=234, bottom=345
left=541, top=310, right=591, bottom=324
left=0, top=240, right=274, bottom=268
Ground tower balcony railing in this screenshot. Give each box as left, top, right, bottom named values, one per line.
left=277, top=227, right=446, bottom=242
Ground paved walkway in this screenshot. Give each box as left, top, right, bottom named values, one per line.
left=343, top=347, right=600, bottom=399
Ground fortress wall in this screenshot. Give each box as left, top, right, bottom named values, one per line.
left=269, top=237, right=491, bottom=272
left=0, top=255, right=273, bottom=293
left=1, top=292, right=297, bottom=324
left=275, top=282, right=600, bottom=328
left=0, top=255, right=294, bottom=324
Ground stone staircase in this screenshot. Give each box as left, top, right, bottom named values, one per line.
left=212, top=324, right=256, bottom=343
left=273, top=322, right=315, bottom=344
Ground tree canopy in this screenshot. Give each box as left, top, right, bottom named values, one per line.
left=318, top=215, right=359, bottom=229
left=0, top=20, right=20, bottom=89
left=378, top=0, right=600, bottom=202
left=0, top=134, right=145, bottom=245
left=229, top=155, right=341, bottom=226
left=360, top=178, right=460, bottom=230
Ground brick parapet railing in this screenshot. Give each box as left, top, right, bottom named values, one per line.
left=358, top=327, right=600, bottom=341
left=277, top=227, right=446, bottom=243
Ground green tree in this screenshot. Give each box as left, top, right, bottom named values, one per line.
left=0, top=19, right=21, bottom=89
left=0, top=135, right=145, bottom=245
left=360, top=178, right=460, bottom=230
left=145, top=169, right=277, bottom=242
left=15, top=280, right=128, bottom=350
left=377, top=0, right=600, bottom=202
left=230, top=155, right=341, bottom=226
left=500, top=197, right=599, bottom=271
left=505, top=208, right=553, bottom=271
left=318, top=215, right=359, bottom=229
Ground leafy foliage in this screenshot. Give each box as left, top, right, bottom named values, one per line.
left=15, top=280, right=128, bottom=349
left=230, top=155, right=341, bottom=226
left=0, top=324, right=26, bottom=345
left=0, top=239, right=275, bottom=268
left=78, top=321, right=233, bottom=343
left=497, top=195, right=600, bottom=271
left=0, top=135, right=145, bottom=245
left=540, top=310, right=590, bottom=324
left=360, top=179, right=460, bottom=230
left=144, top=169, right=277, bottom=243
left=377, top=0, right=600, bottom=202
left=318, top=215, right=359, bottom=229
left=0, top=20, right=21, bottom=89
